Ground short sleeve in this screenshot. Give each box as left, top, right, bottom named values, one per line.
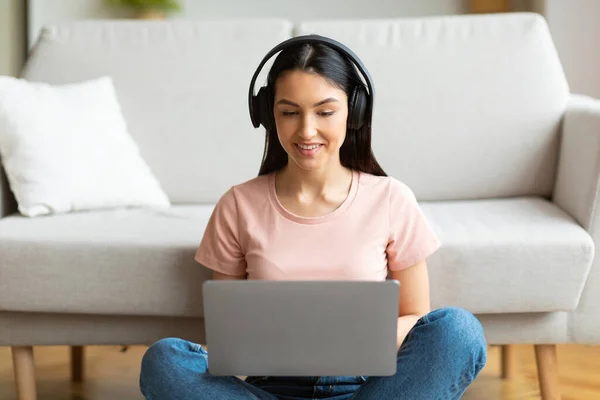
left=386, top=179, right=441, bottom=271
left=194, top=187, right=247, bottom=277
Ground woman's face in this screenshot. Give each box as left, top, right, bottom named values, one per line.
left=273, top=69, right=349, bottom=173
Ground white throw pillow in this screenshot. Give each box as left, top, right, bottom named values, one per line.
left=0, top=76, right=171, bottom=217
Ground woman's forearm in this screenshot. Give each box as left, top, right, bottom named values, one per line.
left=396, top=315, right=421, bottom=351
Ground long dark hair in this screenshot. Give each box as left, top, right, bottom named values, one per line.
left=257, top=43, right=387, bottom=177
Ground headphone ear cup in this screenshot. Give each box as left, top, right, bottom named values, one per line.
left=348, top=86, right=368, bottom=130
left=255, top=87, right=273, bottom=131
left=251, top=92, right=261, bottom=128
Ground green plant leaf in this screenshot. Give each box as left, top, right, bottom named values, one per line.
left=106, top=0, right=182, bottom=12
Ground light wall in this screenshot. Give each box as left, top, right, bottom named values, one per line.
left=536, top=0, right=600, bottom=99
left=27, top=0, right=470, bottom=48
left=12, top=0, right=600, bottom=101
left=0, top=0, right=26, bottom=76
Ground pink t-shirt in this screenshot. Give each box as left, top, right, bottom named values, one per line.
left=194, top=170, right=440, bottom=281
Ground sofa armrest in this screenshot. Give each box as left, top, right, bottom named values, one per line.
left=554, top=94, right=600, bottom=342
left=553, top=94, right=600, bottom=237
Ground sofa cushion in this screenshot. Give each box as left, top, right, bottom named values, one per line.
left=296, top=13, right=569, bottom=201
left=0, top=75, right=170, bottom=217
left=0, top=198, right=594, bottom=317
left=0, top=206, right=212, bottom=317
left=422, top=197, right=594, bottom=313
left=20, top=19, right=292, bottom=204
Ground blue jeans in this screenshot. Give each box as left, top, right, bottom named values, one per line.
left=139, top=307, right=487, bottom=399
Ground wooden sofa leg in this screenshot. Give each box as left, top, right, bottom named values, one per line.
left=535, top=344, right=561, bottom=400
left=71, top=346, right=84, bottom=383
left=501, top=344, right=516, bottom=379
left=11, top=346, right=37, bottom=400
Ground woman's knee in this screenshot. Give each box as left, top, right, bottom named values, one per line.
left=426, top=307, right=487, bottom=367
left=139, top=338, right=209, bottom=399
left=140, top=337, right=207, bottom=381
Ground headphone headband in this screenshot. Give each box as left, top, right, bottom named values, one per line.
left=248, top=34, right=374, bottom=128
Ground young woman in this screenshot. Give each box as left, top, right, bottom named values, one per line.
left=140, top=35, right=487, bottom=400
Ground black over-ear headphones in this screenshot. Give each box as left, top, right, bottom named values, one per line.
left=248, top=34, right=374, bottom=132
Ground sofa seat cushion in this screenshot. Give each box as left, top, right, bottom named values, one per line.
left=422, top=197, right=594, bottom=313
left=0, top=206, right=213, bottom=317
left=0, top=198, right=594, bottom=317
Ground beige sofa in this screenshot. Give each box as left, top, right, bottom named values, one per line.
left=1, top=12, right=599, bottom=400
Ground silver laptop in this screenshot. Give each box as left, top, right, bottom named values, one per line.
left=202, top=280, right=399, bottom=377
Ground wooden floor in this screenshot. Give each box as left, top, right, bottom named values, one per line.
left=0, top=344, right=599, bottom=399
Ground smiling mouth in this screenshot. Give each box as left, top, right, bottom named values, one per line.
left=296, top=143, right=323, bottom=150
left=295, top=143, right=323, bottom=157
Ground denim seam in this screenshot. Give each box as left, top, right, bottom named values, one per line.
left=191, top=343, right=203, bottom=353
left=312, top=376, right=321, bottom=399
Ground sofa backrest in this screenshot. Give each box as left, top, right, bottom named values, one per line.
left=16, top=13, right=568, bottom=204
left=19, top=19, right=292, bottom=204
left=297, top=13, right=569, bottom=201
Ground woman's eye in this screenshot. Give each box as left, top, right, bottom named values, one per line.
left=281, top=111, right=334, bottom=117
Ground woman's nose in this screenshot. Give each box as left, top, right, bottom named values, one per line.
left=298, top=115, right=317, bottom=139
